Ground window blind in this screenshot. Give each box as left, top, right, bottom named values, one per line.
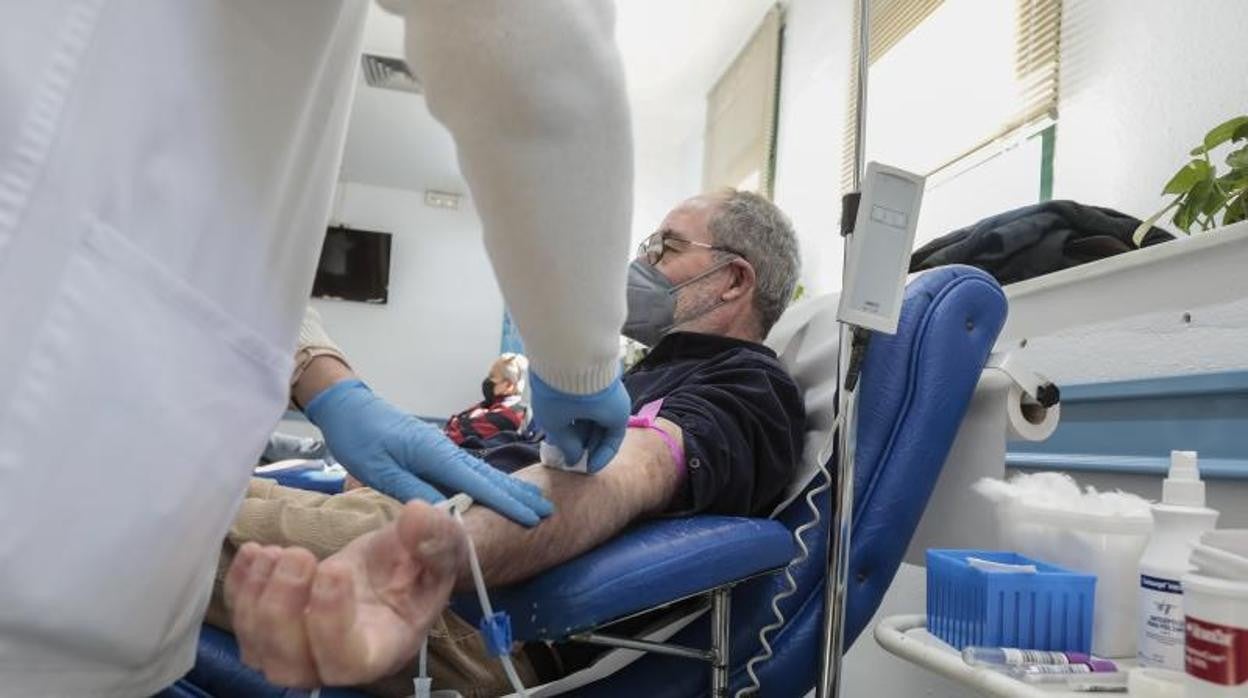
left=841, top=0, right=1061, bottom=189
left=1014, top=0, right=1062, bottom=130
left=703, top=5, right=784, bottom=197
left=840, top=0, right=945, bottom=189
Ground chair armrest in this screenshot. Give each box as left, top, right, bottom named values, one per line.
left=456, top=516, right=795, bottom=641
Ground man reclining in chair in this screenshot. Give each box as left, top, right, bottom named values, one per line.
left=223, top=189, right=805, bottom=695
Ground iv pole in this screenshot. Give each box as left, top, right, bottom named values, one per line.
left=817, top=0, right=869, bottom=695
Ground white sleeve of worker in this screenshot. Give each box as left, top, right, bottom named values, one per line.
left=398, top=0, right=632, bottom=395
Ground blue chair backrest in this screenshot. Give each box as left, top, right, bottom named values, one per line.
left=574, top=265, right=1006, bottom=697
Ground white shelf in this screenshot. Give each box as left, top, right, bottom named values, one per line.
left=999, top=220, right=1248, bottom=344
left=874, top=615, right=1136, bottom=696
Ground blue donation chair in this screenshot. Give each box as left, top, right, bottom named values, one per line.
left=170, top=265, right=1006, bottom=697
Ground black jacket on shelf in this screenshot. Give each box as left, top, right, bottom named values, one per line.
left=910, top=199, right=1174, bottom=285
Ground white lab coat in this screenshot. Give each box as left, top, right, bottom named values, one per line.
left=0, top=0, right=632, bottom=693
left=0, top=2, right=368, bottom=695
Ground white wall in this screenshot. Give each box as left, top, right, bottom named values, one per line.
left=772, top=0, right=855, bottom=297
left=1053, top=0, right=1248, bottom=223
left=631, top=115, right=705, bottom=247
left=1011, top=294, right=1248, bottom=387
left=1021, top=0, right=1248, bottom=388
left=1003, top=0, right=1248, bottom=387
left=617, top=0, right=772, bottom=246
left=314, top=182, right=503, bottom=419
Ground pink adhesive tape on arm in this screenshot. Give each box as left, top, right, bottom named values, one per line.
left=627, top=399, right=686, bottom=480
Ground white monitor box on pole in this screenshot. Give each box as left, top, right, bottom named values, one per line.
left=837, top=162, right=925, bottom=335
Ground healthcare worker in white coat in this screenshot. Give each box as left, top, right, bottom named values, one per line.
left=0, top=1, right=632, bottom=695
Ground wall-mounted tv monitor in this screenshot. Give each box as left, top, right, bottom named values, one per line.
left=311, top=225, right=392, bottom=304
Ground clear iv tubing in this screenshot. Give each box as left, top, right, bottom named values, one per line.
left=319, top=497, right=529, bottom=698
left=734, top=412, right=844, bottom=698
left=452, top=507, right=530, bottom=697
left=413, top=639, right=432, bottom=698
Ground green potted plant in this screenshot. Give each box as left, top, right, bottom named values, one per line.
left=1134, top=115, right=1248, bottom=245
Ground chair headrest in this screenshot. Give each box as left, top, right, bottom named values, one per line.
left=764, top=293, right=842, bottom=514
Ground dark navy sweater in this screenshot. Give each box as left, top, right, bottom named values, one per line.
left=624, top=331, right=804, bottom=517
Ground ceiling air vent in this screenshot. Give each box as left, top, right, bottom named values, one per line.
left=361, top=53, right=422, bottom=94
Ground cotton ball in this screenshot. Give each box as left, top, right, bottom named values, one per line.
left=1082, top=486, right=1152, bottom=518
left=973, top=471, right=1081, bottom=508
left=1009, top=471, right=1081, bottom=510
left=974, top=471, right=1152, bottom=518
left=972, top=476, right=1016, bottom=503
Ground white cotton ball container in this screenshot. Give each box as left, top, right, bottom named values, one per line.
left=976, top=473, right=1154, bottom=658
left=995, top=500, right=1154, bottom=658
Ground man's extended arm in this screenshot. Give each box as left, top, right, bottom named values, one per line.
left=292, top=354, right=354, bottom=408
left=454, top=420, right=684, bottom=590
left=225, top=422, right=685, bottom=687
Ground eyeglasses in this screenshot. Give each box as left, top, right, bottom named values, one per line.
left=637, top=230, right=744, bottom=266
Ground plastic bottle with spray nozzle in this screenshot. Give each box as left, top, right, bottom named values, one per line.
left=1137, top=450, right=1220, bottom=671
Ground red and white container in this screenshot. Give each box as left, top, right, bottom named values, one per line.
left=1183, top=531, right=1248, bottom=696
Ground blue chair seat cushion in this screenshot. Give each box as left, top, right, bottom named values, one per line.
left=458, top=516, right=795, bottom=641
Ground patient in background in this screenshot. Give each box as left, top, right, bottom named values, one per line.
left=220, top=190, right=805, bottom=696
left=337, top=354, right=534, bottom=492
left=444, top=353, right=531, bottom=448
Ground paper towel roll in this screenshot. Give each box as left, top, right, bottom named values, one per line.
left=1005, top=382, right=1060, bottom=441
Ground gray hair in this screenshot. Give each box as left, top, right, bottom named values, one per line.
left=707, top=189, right=801, bottom=335
left=497, top=353, right=529, bottom=394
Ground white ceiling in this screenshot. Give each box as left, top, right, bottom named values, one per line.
left=338, top=78, right=464, bottom=194
left=342, top=0, right=775, bottom=192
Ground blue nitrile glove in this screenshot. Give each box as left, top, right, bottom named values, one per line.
left=530, top=371, right=631, bottom=473
left=304, top=379, right=553, bottom=526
